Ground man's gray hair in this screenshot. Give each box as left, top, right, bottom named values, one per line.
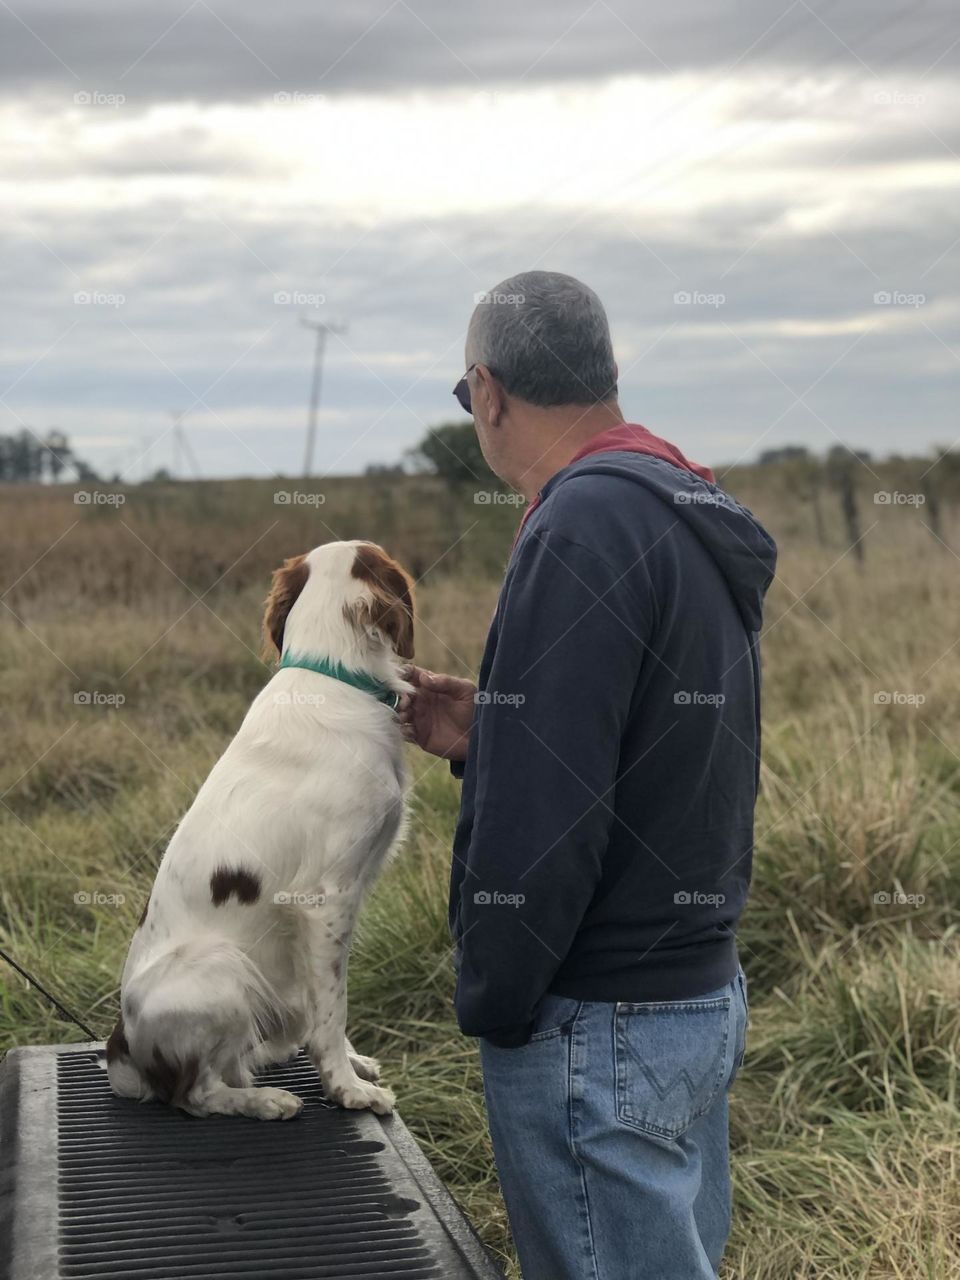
left=467, top=270, right=617, bottom=408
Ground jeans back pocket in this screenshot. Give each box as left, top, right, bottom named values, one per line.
left=614, top=995, right=732, bottom=1141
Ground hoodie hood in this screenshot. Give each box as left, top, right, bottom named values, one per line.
left=564, top=421, right=717, bottom=483
left=532, top=423, right=777, bottom=634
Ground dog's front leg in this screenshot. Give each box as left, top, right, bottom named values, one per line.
left=302, top=905, right=395, bottom=1115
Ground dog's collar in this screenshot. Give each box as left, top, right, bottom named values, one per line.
left=279, top=651, right=401, bottom=709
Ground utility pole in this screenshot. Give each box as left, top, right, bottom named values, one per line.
left=301, top=318, right=345, bottom=478
left=170, top=409, right=200, bottom=479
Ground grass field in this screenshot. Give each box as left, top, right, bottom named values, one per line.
left=1, top=465, right=958, bottom=1277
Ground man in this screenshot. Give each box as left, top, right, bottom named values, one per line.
left=399, top=271, right=776, bottom=1279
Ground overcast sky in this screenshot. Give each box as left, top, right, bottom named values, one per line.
left=2, top=0, right=958, bottom=479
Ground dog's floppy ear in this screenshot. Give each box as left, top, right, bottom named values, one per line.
left=262, top=554, right=309, bottom=659
left=348, top=544, right=415, bottom=660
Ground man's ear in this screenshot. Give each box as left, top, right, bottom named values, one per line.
left=474, top=364, right=505, bottom=428
left=261, top=554, right=309, bottom=659
left=348, top=544, right=415, bottom=660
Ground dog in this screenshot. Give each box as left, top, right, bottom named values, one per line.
left=106, top=540, right=414, bottom=1120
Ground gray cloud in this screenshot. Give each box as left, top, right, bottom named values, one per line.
left=3, top=191, right=956, bottom=479
left=1, top=0, right=957, bottom=479
left=1, top=0, right=957, bottom=103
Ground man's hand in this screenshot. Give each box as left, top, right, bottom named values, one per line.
left=398, top=667, right=477, bottom=761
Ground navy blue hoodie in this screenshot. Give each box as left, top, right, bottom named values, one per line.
left=448, top=428, right=777, bottom=1047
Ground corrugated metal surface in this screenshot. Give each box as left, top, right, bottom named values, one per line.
left=0, top=1044, right=503, bottom=1280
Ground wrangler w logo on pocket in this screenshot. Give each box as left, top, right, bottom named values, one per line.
left=614, top=996, right=735, bottom=1141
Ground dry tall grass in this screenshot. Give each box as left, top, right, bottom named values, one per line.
left=1, top=468, right=958, bottom=1277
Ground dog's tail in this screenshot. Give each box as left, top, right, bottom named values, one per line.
left=108, top=938, right=279, bottom=1107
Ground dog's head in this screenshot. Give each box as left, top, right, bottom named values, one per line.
left=262, top=541, right=415, bottom=662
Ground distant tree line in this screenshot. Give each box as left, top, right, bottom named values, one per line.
left=0, top=430, right=98, bottom=484
left=759, top=442, right=960, bottom=563
left=406, top=426, right=959, bottom=565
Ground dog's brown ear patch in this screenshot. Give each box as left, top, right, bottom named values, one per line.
left=262, top=553, right=309, bottom=658
left=350, top=544, right=415, bottom=659
left=210, top=866, right=262, bottom=906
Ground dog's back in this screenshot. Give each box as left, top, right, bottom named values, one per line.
left=108, top=541, right=414, bottom=1120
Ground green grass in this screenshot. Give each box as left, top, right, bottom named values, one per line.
left=1, top=470, right=959, bottom=1276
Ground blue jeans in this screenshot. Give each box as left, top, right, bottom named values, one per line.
left=480, top=971, right=748, bottom=1280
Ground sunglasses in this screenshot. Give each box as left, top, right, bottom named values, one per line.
left=452, top=363, right=478, bottom=415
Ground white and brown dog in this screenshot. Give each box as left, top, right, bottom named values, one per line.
left=106, top=540, right=414, bottom=1120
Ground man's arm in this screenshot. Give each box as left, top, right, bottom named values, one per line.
left=453, top=527, right=651, bottom=1046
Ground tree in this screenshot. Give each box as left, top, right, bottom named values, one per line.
left=0, top=429, right=97, bottom=483
left=74, top=460, right=101, bottom=483
left=7, top=430, right=45, bottom=482
left=759, top=445, right=810, bottom=465
left=365, top=463, right=405, bottom=478
left=826, top=447, right=865, bottom=566
left=406, top=422, right=495, bottom=488
left=783, top=452, right=827, bottom=547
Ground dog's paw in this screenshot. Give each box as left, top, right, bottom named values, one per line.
left=330, top=1080, right=395, bottom=1115
left=348, top=1052, right=381, bottom=1083
left=249, top=1087, right=304, bottom=1120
